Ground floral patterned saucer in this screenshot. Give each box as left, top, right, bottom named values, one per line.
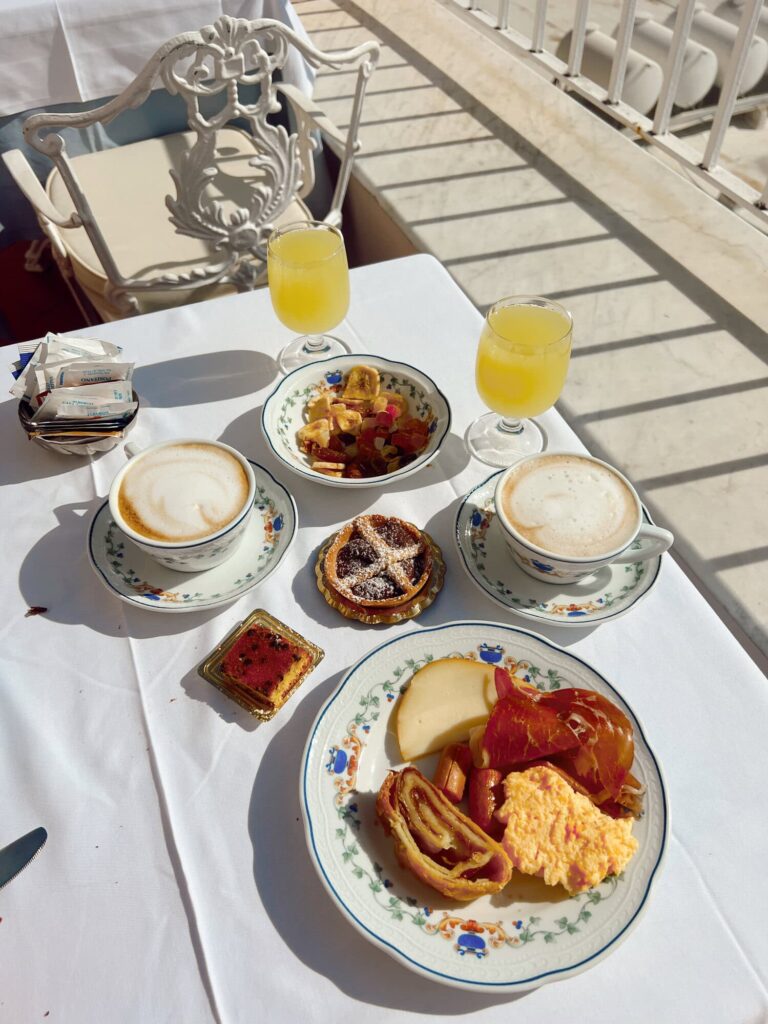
left=455, top=472, right=662, bottom=628
left=87, top=461, right=297, bottom=613
left=301, top=621, right=667, bottom=992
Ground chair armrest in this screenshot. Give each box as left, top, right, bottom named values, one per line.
left=2, top=149, right=80, bottom=228
left=276, top=83, right=347, bottom=156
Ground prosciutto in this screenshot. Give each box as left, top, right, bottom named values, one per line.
left=478, top=668, right=641, bottom=817
left=480, top=670, right=579, bottom=767
left=376, top=767, right=513, bottom=901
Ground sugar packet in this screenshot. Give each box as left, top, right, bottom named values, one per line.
left=11, top=334, right=124, bottom=401
left=33, top=381, right=137, bottom=422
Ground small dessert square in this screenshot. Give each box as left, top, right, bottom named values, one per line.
left=220, top=624, right=312, bottom=703
left=198, top=610, right=324, bottom=719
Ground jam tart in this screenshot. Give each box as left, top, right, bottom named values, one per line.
left=325, top=515, right=432, bottom=608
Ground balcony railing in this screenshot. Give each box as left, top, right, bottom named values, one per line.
left=443, top=0, right=768, bottom=227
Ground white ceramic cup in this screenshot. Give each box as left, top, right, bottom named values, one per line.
left=493, top=451, right=673, bottom=584
left=108, top=439, right=256, bottom=572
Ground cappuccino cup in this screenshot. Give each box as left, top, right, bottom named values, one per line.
left=108, top=439, right=256, bottom=572
left=494, top=451, right=673, bottom=584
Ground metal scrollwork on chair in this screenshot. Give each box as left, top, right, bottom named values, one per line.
left=19, top=16, right=379, bottom=314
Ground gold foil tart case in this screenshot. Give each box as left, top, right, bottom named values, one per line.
left=315, top=531, right=446, bottom=625
left=197, top=609, right=324, bottom=720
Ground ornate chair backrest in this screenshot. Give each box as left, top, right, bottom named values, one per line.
left=22, top=17, right=379, bottom=313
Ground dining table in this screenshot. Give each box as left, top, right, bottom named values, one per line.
left=1, top=253, right=766, bottom=1023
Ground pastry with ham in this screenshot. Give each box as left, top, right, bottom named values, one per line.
left=376, top=767, right=513, bottom=901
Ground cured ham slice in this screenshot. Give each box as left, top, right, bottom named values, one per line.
left=543, top=688, right=635, bottom=801
left=480, top=669, right=640, bottom=816
left=493, top=665, right=523, bottom=701
left=376, top=767, right=512, bottom=901
left=480, top=690, right=579, bottom=768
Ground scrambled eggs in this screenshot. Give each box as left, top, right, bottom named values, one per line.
left=497, top=766, right=638, bottom=894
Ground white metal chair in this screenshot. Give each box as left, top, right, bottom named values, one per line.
left=3, top=17, right=379, bottom=320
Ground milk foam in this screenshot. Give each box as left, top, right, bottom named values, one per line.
left=118, top=443, right=250, bottom=542
left=501, top=455, right=638, bottom=558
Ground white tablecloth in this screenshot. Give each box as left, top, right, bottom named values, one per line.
left=0, top=0, right=312, bottom=116
left=1, top=255, right=766, bottom=1023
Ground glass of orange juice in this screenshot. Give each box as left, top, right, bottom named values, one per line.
left=267, top=220, right=351, bottom=373
left=466, top=295, right=572, bottom=466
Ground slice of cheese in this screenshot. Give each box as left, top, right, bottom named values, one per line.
left=396, top=658, right=493, bottom=761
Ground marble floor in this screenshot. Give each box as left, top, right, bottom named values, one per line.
left=295, top=0, right=768, bottom=665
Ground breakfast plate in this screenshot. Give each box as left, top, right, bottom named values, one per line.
left=455, top=472, right=662, bottom=628
left=260, top=353, right=451, bottom=488
left=301, top=621, right=667, bottom=992
left=87, top=460, right=297, bottom=613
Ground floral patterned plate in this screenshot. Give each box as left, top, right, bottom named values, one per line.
left=455, top=472, right=663, bottom=628
left=301, top=621, right=667, bottom=992
left=260, top=353, right=451, bottom=488
left=87, top=461, right=297, bottom=613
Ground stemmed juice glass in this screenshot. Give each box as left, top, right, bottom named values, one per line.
left=466, top=295, right=573, bottom=466
left=267, top=220, right=351, bottom=374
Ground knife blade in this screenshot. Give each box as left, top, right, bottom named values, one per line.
left=0, top=827, right=48, bottom=891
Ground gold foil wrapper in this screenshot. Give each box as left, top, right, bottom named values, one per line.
left=315, top=530, right=445, bottom=625
left=197, top=609, right=324, bottom=720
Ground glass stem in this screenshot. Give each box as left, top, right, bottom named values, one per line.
left=498, top=416, right=524, bottom=435
left=303, top=335, right=330, bottom=354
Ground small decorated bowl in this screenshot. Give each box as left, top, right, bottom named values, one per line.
left=261, top=354, right=452, bottom=489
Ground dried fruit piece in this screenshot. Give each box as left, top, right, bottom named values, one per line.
left=343, top=365, right=380, bottom=400
left=298, top=419, right=331, bottom=450
left=307, top=394, right=332, bottom=422
left=309, top=445, right=352, bottom=464
left=391, top=430, right=427, bottom=454
left=373, top=390, right=408, bottom=417
left=330, top=404, right=363, bottom=435
left=312, top=461, right=344, bottom=477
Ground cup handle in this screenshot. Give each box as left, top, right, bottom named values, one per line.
left=124, top=442, right=143, bottom=460
left=613, top=523, right=673, bottom=563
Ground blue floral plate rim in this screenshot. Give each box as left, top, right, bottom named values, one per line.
left=86, top=459, right=297, bottom=614
left=454, top=470, right=663, bottom=628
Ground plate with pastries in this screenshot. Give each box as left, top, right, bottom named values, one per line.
left=261, top=354, right=451, bottom=487
left=301, top=621, right=668, bottom=992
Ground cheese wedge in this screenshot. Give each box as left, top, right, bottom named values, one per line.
left=396, top=658, right=493, bottom=761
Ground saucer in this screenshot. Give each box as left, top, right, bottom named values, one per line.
left=455, top=471, right=662, bottom=628
left=87, top=461, right=297, bottom=613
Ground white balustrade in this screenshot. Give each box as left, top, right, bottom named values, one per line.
left=446, top=0, right=768, bottom=225
left=556, top=25, right=663, bottom=115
